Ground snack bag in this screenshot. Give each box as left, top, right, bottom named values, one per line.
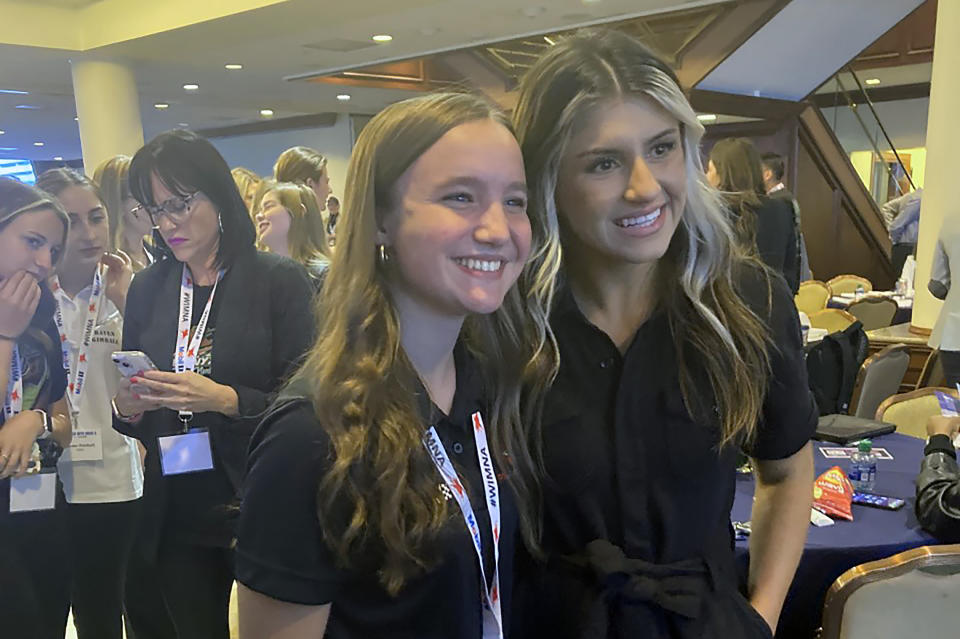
left=812, top=466, right=854, bottom=521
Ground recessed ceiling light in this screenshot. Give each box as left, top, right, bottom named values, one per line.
left=33, top=141, right=44, bottom=147
left=336, top=94, right=351, bottom=101
left=183, top=83, right=199, bottom=91
left=0, top=89, right=29, bottom=95
left=54, top=156, right=63, bottom=161
left=0, top=147, right=18, bottom=151
left=15, top=105, right=40, bottom=110
left=0, top=130, right=4, bottom=135
left=178, top=123, right=189, bottom=128
left=697, top=114, right=718, bottom=122
left=260, top=109, right=274, bottom=117
left=74, top=117, right=78, bottom=122
left=372, top=34, right=393, bottom=42
left=154, top=103, right=169, bottom=109
left=865, top=78, right=881, bottom=86
left=225, top=64, right=243, bottom=70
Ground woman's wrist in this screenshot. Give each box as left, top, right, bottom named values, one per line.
left=112, top=397, right=142, bottom=423
left=216, top=384, right=240, bottom=418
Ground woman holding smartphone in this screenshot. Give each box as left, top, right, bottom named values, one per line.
left=235, top=92, right=558, bottom=638
left=111, top=130, right=315, bottom=639
left=512, top=31, right=816, bottom=638
left=36, top=168, right=143, bottom=639
left=0, top=177, right=73, bottom=639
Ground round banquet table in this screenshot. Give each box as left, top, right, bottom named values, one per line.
left=732, top=433, right=938, bottom=639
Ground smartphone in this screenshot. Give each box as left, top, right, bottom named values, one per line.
left=111, top=350, right=158, bottom=378
left=852, top=492, right=905, bottom=510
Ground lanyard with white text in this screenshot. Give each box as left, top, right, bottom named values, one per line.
left=173, top=265, right=221, bottom=425
left=51, top=264, right=105, bottom=415
left=4, top=343, right=23, bottom=420
left=423, top=411, right=503, bottom=639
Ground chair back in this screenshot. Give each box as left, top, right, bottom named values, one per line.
left=808, top=309, right=858, bottom=334
left=820, top=545, right=960, bottom=639
left=849, top=344, right=910, bottom=418
left=795, top=280, right=831, bottom=315
left=874, top=386, right=959, bottom=439
left=917, top=349, right=946, bottom=389
left=846, top=296, right=898, bottom=331
left=828, top=274, right=873, bottom=296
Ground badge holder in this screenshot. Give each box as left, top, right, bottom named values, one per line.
left=158, top=411, right=214, bottom=476
left=10, top=469, right=57, bottom=513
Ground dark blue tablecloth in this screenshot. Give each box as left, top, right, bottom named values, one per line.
left=733, top=433, right=937, bottom=639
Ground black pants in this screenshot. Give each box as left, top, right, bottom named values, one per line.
left=157, top=542, right=234, bottom=639
left=0, top=498, right=71, bottom=639
left=892, top=242, right=916, bottom=278
left=66, top=499, right=139, bottom=639
left=124, top=529, right=177, bottom=639
left=941, top=350, right=960, bottom=389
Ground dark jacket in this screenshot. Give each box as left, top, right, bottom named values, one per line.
left=114, top=247, right=315, bottom=555
left=751, top=196, right=800, bottom=294
left=916, top=435, right=960, bottom=542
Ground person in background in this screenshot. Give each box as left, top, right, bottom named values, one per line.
left=236, top=91, right=558, bottom=639
left=708, top=138, right=800, bottom=293
left=929, top=223, right=960, bottom=387
left=36, top=168, right=143, bottom=639
left=94, top=155, right=158, bottom=272
left=883, top=187, right=923, bottom=277
left=256, top=182, right=331, bottom=286
left=326, top=194, right=340, bottom=243
left=231, top=167, right=261, bottom=219
left=112, top=130, right=315, bottom=639
left=915, top=414, right=960, bottom=542
left=273, top=146, right=331, bottom=213
left=513, top=30, right=815, bottom=638
left=0, top=177, right=73, bottom=639
left=761, top=151, right=811, bottom=281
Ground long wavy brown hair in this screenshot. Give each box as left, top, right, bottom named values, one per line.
left=514, top=30, right=771, bottom=448
left=291, top=92, right=559, bottom=594
left=709, top=137, right=767, bottom=256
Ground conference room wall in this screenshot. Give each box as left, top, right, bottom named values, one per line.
left=211, top=114, right=353, bottom=202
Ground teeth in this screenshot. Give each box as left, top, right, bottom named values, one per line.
left=617, top=207, right=662, bottom=228
left=455, top=258, right=503, bottom=272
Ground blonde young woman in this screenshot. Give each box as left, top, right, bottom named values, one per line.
left=255, top=182, right=331, bottom=285
left=512, top=31, right=815, bottom=639
left=236, top=92, right=558, bottom=639
left=273, top=145, right=331, bottom=213
left=93, top=156, right=156, bottom=271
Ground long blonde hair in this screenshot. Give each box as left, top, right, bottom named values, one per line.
left=92, top=155, right=132, bottom=251
left=260, top=181, right=331, bottom=265
left=514, top=30, right=771, bottom=447
left=292, top=92, right=558, bottom=594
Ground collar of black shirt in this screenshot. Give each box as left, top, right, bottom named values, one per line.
left=414, top=340, right=486, bottom=431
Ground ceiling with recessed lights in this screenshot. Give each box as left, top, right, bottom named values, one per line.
left=0, top=0, right=722, bottom=161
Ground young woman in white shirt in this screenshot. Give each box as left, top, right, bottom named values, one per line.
left=36, top=168, right=143, bottom=639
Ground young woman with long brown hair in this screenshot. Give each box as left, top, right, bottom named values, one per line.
left=512, top=30, right=815, bottom=639
left=255, top=181, right=331, bottom=285
left=236, top=91, right=558, bottom=638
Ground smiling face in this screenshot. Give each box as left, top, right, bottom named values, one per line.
left=379, top=118, right=532, bottom=318
left=255, top=191, right=291, bottom=254
left=0, top=207, right=66, bottom=282
left=556, top=97, right=687, bottom=269
left=56, top=185, right=110, bottom=275
left=149, top=172, right=220, bottom=268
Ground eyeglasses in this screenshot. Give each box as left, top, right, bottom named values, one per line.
left=132, top=192, right=200, bottom=226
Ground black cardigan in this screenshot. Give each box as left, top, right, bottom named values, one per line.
left=113, top=248, right=315, bottom=553
left=749, top=196, right=800, bottom=294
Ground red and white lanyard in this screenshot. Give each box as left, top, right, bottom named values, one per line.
left=423, top=411, right=503, bottom=639
left=51, top=264, right=105, bottom=414
left=3, top=343, right=23, bottom=420
left=174, top=265, right=220, bottom=376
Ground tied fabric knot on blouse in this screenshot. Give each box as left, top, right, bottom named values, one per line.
left=561, top=539, right=716, bottom=637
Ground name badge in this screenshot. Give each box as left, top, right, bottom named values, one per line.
left=10, top=471, right=57, bottom=513
left=159, top=429, right=214, bottom=476
left=61, top=426, right=104, bottom=463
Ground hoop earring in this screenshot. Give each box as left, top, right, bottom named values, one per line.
left=377, top=244, right=390, bottom=265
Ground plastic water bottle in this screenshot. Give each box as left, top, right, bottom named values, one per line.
left=848, top=439, right=877, bottom=493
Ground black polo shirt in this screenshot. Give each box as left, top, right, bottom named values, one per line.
left=235, top=346, right=516, bottom=638
left=520, top=268, right=817, bottom=639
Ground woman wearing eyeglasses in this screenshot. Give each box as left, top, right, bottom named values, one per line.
left=111, top=130, right=316, bottom=639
